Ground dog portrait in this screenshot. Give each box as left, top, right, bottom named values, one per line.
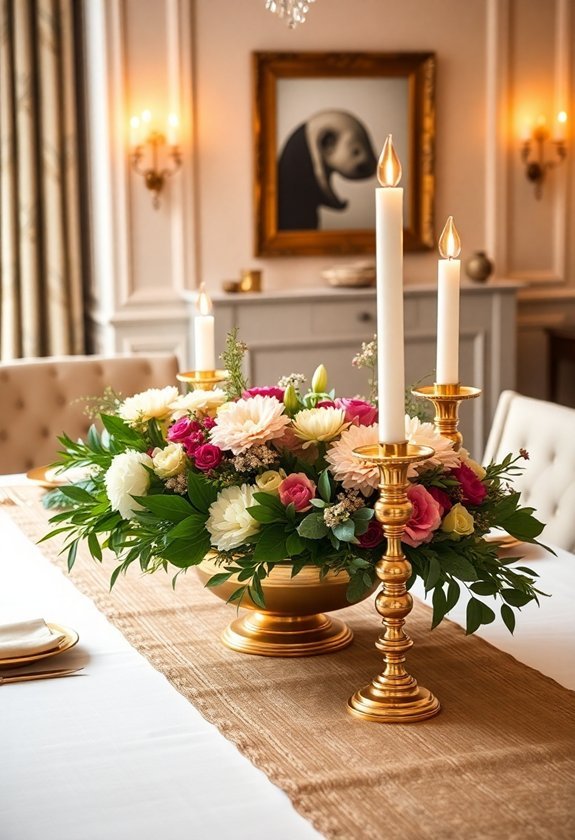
left=253, top=52, right=436, bottom=257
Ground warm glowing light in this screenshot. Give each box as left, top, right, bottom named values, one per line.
left=196, top=283, right=213, bottom=316
left=167, top=114, right=179, bottom=146
left=377, top=134, right=402, bottom=187
left=438, top=216, right=461, bottom=259
left=141, top=110, right=152, bottom=124
left=558, top=111, right=568, bottom=124
left=129, top=116, right=141, bottom=147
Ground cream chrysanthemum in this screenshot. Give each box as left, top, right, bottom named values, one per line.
left=119, top=386, right=180, bottom=427
left=206, top=484, right=260, bottom=551
left=209, top=395, right=290, bottom=455
left=405, top=415, right=460, bottom=476
left=292, top=407, right=348, bottom=449
left=325, top=422, right=380, bottom=496
left=169, top=388, right=227, bottom=420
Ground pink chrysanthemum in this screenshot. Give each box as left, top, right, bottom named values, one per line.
left=325, top=423, right=380, bottom=496
left=209, top=395, right=290, bottom=455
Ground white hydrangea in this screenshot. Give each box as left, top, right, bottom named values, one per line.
left=105, top=451, right=153, bottom=519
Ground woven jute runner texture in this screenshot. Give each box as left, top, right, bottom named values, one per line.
left=7, top=487, right=575, bottom=840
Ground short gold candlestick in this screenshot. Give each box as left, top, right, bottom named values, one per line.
left=347, top=442, right=441, bottom=723
left=176, top=369, right=229, bottom=391
left=411, top=384, right=481, bottom=451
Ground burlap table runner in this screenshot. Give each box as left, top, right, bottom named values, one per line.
left=5, top=487, right=575, bottom=840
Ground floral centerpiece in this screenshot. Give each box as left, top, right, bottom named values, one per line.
left=44, top=332, right=546, bottom=636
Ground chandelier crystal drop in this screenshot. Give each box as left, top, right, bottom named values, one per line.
left=265, top=0, right=316, bottom=28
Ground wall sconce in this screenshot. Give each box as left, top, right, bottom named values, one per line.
left=129, top=111, right=182, bottom=209
left=520, top=112, right=567, bottom=199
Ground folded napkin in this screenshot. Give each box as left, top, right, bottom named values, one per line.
left=45, top=465, right=91, bottom=485
left=0, top=619, right=66, bottom=658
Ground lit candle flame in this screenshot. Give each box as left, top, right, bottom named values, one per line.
left=558, top=110, right=567, bottom=124
left=377, top=134, right=402, bottom=187
left=196, top=283, right=213, bottom=316
left=438, top=216, right=461, bottom=259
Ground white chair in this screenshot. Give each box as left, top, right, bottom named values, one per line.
left=0, top=354, right=179, bottom=474
left=483, top=390, right=575, bottom=552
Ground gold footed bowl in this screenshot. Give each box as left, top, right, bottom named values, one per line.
left=196, top=556, right=378, bottom=657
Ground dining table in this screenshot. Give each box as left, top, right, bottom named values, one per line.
left=0, top=473, right=574, bottom=840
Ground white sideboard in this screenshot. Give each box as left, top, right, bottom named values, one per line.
left=201, top=282, right=520, bottom=459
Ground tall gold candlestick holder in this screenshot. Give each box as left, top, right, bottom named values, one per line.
left=347, top=442, right=441, bottom=723
left=176, top=370, right=229, bottom=391
left=411, top=384, right=481, bottom=451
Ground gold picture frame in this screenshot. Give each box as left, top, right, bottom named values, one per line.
left=253, top=51, right=436, bottom=257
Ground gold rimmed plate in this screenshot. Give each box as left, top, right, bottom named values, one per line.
left=0, top=623, right=79, bottom=669
left=484, top=531, right=523, bottom=550
left=26, top=465, right=64, bottom=489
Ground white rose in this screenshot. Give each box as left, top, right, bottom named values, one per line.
left=105, top=451, right=153, bottom=520
left=119, top=386, right=180, bottom=426
left=255, top=469, right=286, bottom=495
left=206, top=484, right=261, bottom=551
left=170, top=388, right=228, bottom=419
left=152, top=442, right=187, bottom=478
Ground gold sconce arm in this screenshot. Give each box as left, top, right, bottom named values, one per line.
left=129, top=125, right=182, bottom=209
left=521, top=114, right=568, bottom=199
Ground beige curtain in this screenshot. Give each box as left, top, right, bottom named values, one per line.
left=0, top=0, right=85, bottom=359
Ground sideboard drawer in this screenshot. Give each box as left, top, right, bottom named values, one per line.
left=311, top=300, right=376, bottom=337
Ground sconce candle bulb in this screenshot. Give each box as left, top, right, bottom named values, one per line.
left=436, top=216, right=462, bottom=385
left=129, top=111, right=182, bottom=209
left=521, top=112, right=567, bottom=199
left=377, top=134, right=402, bottom=187
left=438, top=215, right=461, bottom=260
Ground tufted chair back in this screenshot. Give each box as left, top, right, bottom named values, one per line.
left=483, top=390, right=575, bottom=552
left=0, top=354, right=180, bottom=474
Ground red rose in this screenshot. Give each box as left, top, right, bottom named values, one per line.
left=451, top=463, right=487, bottom=506
left=242, top=387, right=285, bottom=402
left=335, top=398, right=377, bottom=427
left=358, top=519, right=384, bottom=548
left=193, top=444, right=223, bottom=472
left=427, top=486, right=452, bottom=516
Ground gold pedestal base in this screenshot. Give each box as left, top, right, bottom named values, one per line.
left=348, top=678, right=440, bottom=723
left=222, top=611, right=353, bottom=657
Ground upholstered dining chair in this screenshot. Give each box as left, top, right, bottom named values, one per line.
left=483, top=390, right=575, bottom=552
left=0, top=354, right=180, bottom=474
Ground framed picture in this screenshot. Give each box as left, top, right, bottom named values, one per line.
left=253, top=51, right=436, bottom=257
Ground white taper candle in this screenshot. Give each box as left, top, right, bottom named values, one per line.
left=436, top=216, right=462, bottom=385
left=376, top=135, right=406, bottom=444
left=194, top=284, right=216, bottom=372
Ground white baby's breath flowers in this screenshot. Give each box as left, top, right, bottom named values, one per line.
left=152, top=442, right=187, bottom=478
left=209, top=395, right=290, bottom=455
left=119, top=386, right=180, bottom=427
left=169, top=388, right=228, bottom=420
left=206, top=484, right=261, bottom=551
left=291, top=407, right=348, bottom=448
left=105, top=451, right=153, bottom=520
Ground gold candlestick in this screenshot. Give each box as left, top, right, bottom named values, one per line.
left=411, top=384, right=481, bottom=451
left=176, top=369, right=229, bottom=391
left=347, top=442, right=441, bottom=723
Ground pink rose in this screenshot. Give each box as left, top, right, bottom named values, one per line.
left=168, top=417, right=201, bottom=443
left=202, top=416, right=216, bottom=430
left=451, top=463, right=487, bottom=506
left=358, top=519, right=384, bottom=548
left=278, top=472, right=317, bottom=512
left=403, top=484, right=442, bottom=547
left=193, top=444, right=223, bottom=472
left=316, top=400, right=336, bottom=408
left=427, top=486, right=452, bottom=516
left=242, top=386, right=285, bottom=402
left=335, top=398, right=377, bottom=427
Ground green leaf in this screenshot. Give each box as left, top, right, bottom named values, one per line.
left=318, top=469, right=332, bottom=503
left=135, top=494, right=193, bottom=522
left=425, top=556, right=441, bottom=592
left=346, top=572, right=369, bottom=603
left=500, top=588, right=534, bottom=608
left=470, top=580, right=498, bottom=596
left=501, top=511, right=545, bottom=542
left=479, top=601, right=496, bottom=625
left=247, top=505, right=284, bottom=524
left=249, top=575, right=266, bottom=609
left=100, top=414, right=147, bottom=449
left=87, top=532, right=102, bottom=562
left=252, top=492, right=286, bottom=515
left=253, top=525, right=287, bottom=563
left=332, top=519, right=356, bottom=542
left=445, top=578, right=460, bottom=612
left=163, top=534, right=211, bottom=568
left=465, top=597, right=483, bottom=634
left=167, top=513, right=207, bottom=540
left=431, top=585, right=447, bottom=629
left=500, top=603, right=516, bottom=634
left=297, top=512, right=329, bottom=540
left=441, top=551, right=478, bottom=581
left=58, top=485, right=96, bottom=504
left=285, top=532, right=305, bottom=556
left=187, top=471, right=218, bottom=514
left=352, top=507, right=374, bottom=521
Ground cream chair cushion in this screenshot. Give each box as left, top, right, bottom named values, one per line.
left=483, top=390, right=575, bottom=552
left=0, top=354, right=179, bottom=474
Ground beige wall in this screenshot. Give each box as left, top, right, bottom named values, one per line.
left=85, top=0, right=575, bottom=401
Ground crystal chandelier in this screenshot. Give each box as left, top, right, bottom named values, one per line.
left=265, top=0, right=316, bottom=28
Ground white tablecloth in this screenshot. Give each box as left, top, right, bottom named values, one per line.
left=0, top=488, right=573, bottom=840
